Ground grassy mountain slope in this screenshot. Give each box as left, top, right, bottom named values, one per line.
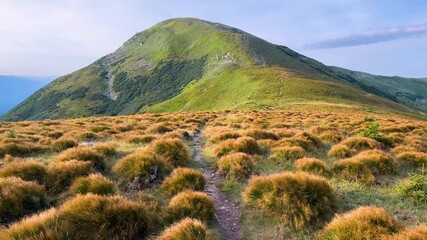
left=2, top=18, right=426, bottom=121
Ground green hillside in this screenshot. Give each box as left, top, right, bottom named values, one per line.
left=2, top=18, right=426, bottom=121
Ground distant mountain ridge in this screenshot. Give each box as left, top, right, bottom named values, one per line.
left=2, top=18, right=426, bottom=121
left=0, top=76, right=54, bottom=115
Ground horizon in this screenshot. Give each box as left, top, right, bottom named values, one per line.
left=0, top=1, right=427, bottom=78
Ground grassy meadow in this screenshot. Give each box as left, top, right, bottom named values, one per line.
left=0, top=110, right=426, bottom=239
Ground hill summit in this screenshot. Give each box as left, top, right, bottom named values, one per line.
left=3, top=18, right=427, bottom=121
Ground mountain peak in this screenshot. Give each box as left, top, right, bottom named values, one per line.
left=3, top=18, right=426, bottom=121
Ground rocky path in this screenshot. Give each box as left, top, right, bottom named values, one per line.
left=193, top=129, right=241, bottom=240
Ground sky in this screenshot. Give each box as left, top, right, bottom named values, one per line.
left=0, top=0, right=426, bottom=78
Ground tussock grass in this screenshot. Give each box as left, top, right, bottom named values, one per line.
left=0, top=160, right=47, bottom=183
left=51, top=138, right=78, bottom=151
left=319, top=206, right=402, bottom=240
left=244, top=129, right=279, bottom=140
left=396, top=151, right=427, bottom=168
left=385, top=225, right=427, bottom=240
left=214, top=137, right=262, bottom=157
left=270, top=146, right=306, bottom=162
left=328, top=144, right=353, bottom=159
left=156, top=218, right=212, bottom=240
left=113, top=150, right=172, bottom=189
left=209, top=131, right=242, bottom=144
left=69, top=173, right=116, bottom=196
left=243, top=172, right=337, bottom=229
left=55, top=147, right=106, bottom=171
left=46, top=160, right=94, bottom=193
left=340, top=136, right=379, bottom=151
left=0, top=177, right=48, bottom=224
left=217, top=152, right=255, bottom=180
left=149, top=138, right=190, bottom=167
left=294, top=158, right=331, bottom=177
left=167, top=191, right=215, bottom=222
left=160, top=168, right=206, bottom=197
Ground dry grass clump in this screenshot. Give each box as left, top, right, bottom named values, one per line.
left=209, top=131, right=242, bottom=144
left=126, top=134, right=158, bottom=144
left=271, top=146, right=306, bottom=162
left=318, top=206, right=402, bottom=240
left=1, top=194, right=152, bottom=239
left=156, top=218, right=212, bottom=240
left=51, top=138, right=78, bottom=151
left=46, top=160, right=94, bottom=193
left=396, top=151, right=427, bottom=167
left=340, top=136, right=379, bottom=151
left=55, top=147, right=106, bottom=171
left=149, top=138, right=190, bottom=167
left=214, top=137, right=262, bottom=157
left=113, top=150, right=172, bottom=189
left=0, top=142, right=45, bottom=158
left=217, top=152, right=255, bottom=179
left=390, top=146, right=417, bottom=155
left=147, top=124, right=173, bottom=134
left=160, top=168, right=206, bottom=197
left=243, top=172, right=336, bottom=229
left=93, top=142, right=117, bottom=156
left=294, top=158, right=331, bottom=177
left=69, top=173, right=116, bottom=196
left=163, top=130, right=191, bottom=140
left=0, top=177, right=48, bottom=224
left=328, top=144, right=353, bottom=159
left=0, top=160, right=47, bottom=183
left=385, top=226, right=427, bottom=240
left=167, top=191, right=215, bottom=222
left=352, top=150, right=396, bottom=174
left=244, top=129, right=279, bottom=140
left=319, top=130, right=343, bottom=144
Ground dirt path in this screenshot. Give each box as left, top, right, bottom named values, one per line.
left=193, top=129, right=241, bottom=240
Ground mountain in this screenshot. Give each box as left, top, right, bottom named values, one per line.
left=2, top=18, right=426, bottom=121
left=0, top=76, right=54, bottom=115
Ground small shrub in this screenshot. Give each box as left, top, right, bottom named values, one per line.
left=167, top=191, right=215, bottom=222
left=243, top=172, right=337, bottom=229
left=294, top=158, right=331, bottom=177
left=396, top=151, right=427, bottom=168
left=385, top=226, right=427, bottom=240
left=55, top=147, right=106, bottom=171
left=46, top=160, right=94, bottom=193
left=113, top=150, right=172, bottom=189
left=271, top=146, right=306, bottom=162
left=340, top=137, right=379, bottom=151
left=0, top=160, right=47, bottom=183
left=358, top=121, right=382, bottom=141
left=69, top=173, right=116, bottom=196
left=327, top=144, right=353, bottom=159
left=318, top=206, right=402, bottom=240
left=0, top=177, right=48, bottom=224
left=217, top=152, right=255, bottom=179
left=156, top=218, right=212, bottom=240
left=149, top=138, right=190, bottom=167
left=396, top=168, right=427, bottom=204
left=161, top=168, right=206, bottom=197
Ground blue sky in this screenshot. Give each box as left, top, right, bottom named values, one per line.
left=0, top=0, right=426, bottom=78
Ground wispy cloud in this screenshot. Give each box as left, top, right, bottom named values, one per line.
left=305, top=23, right=427, bottom=49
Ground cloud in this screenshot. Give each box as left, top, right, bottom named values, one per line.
left=305, top=23, right=427, bottom=49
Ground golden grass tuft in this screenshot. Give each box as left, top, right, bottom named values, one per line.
left=318, top=206, right=402, bottom=240
left=244, top=129, right=279, bottom=140
left=294, top=158, right=331, bottom=177
left=243, top=172, right=336, bottom=229
left=214, top=137, right=262, bottom=157
left=46, top=160, right=94, bottom=193
left=167, top=191, right=215, bottom=222
left=69, top=173, right=116, bottom=196
left=396, top=151, right=427, bottom=168
left=384, top=225, right=427, bottom=240
left=160, top=168, right=206, bottom=197
left=217, top=152, right=255, bottom=179
left=209, top=131, right=242, bottom=144
left=0, top=160, right=47, bottom=183
left=270, top=146, right=306, bottom=162
left=340, top=136, right=379, bottom=151
left=113, top=150, right=172, bottom=189
left=0, top=177, right=48, bottom=224
left=55, top=147, right=106, bottom=171
left=156, top=218, right=212, bottom=240
left=149, top=138, right=190, bottom=167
